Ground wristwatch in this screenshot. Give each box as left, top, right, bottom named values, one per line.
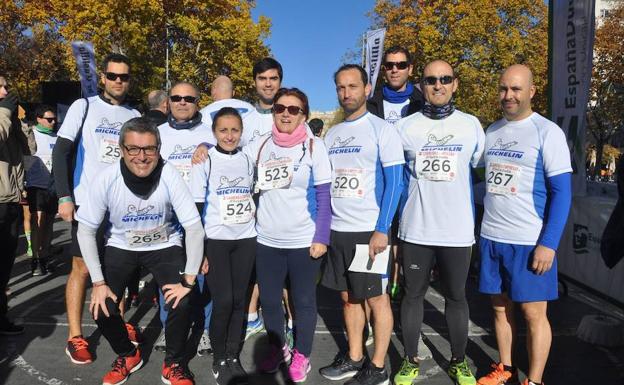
left=180, top=277, right=196, bottom=289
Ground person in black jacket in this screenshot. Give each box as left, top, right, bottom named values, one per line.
left=366, top=46, right=424, bottom=125
left=144, top=90, right=169, bottom=126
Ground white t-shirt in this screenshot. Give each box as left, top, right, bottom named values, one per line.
left=243, top=109, right=274, bottom=145
left=396, top=110, right=485, bottom=246
left=480, top=112, right=572, bottom=245
left=57, top=96, right=140, bottom=205
left=33, top=129, right=57, bottom=173
left=243, top=134, right=332, bottom=248
left=158, top=121, right=215, bottom=187
left=76, top=162, right=200, bottom=252
left=383, top=99, right=410, bottom=125
left=200, top=98, right=257, bottom=145
left=324, top=112, right=405, bottom=232
left=190, top=147, right=257, bottom=240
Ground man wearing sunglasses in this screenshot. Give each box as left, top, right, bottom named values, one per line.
left=53, top=53, right=141, bottom=365
left=367, top=46, right=424, bottom=125
left=393, top=59, right=484, bottom=385
left=25, top=104, right=58, bottom=276
left=0, top=77, right=26, bottom=336
left=156, top=81, right=214, bottom=356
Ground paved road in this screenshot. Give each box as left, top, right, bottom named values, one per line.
left=1, top=219, right=624, bottom=385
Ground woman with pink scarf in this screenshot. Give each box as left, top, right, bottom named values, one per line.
left=243, top=87, right=332, bottom=382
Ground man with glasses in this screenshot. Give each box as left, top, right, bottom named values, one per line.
left=0, top=76, right=26, bottom=335
left=156, top=81, right=214, bottom=356
left=77, top=116, right=203, bottom=385
left=393, top=59, right=484, bottom=385
left=53, top=53, right=141, bottom=364
left=25, top=104, right=58, bottom=276
left=320, top=64, right=404, bottom=385
left=367, top=46, right=423, bottom=125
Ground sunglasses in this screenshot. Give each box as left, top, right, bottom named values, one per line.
left=40, top=117, right=56, bottom=123
left=105, top=72, right=131, bottom=82
left=123, top=145, right=159, bottom=156
left=383, top=61, right=409, bottom=70
left=170, top=95, right=197, bottom=103
left=423, top=76, right=454, bottom=86
left=272, top=104, right=305, bottom=115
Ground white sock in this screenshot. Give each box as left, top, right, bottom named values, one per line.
left=287, top=318, right=293, bottom=329
left=247, top=312, right=258, bottom=322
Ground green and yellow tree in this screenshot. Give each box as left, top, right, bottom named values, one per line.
left=370, top=0, right=548, bottom=125
left=1, top=0, right=271, bottom=106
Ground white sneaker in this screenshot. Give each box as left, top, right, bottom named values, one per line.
left=197, top=329, right=212, bottom=356
left=154, top=331, right=166, bottom=352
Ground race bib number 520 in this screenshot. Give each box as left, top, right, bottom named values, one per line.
left=487, top=162, right=521, bottom=195
left=332, top=168, right=364, bottom=198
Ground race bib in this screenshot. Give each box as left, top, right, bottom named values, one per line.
left=415, top=151, right=458, bottom=181
left=125, top=225, right=169, bottom=248
left=99, top=138, right=121, bottom=164
left=487, top=162, right=521, bottom=195
left=219, top=195, right=255, bottom=224
left=332, top=168, right=364, bottom=198
left=256, top=157, right=294, bottom=190
left=174, top=163, right=191, bottom=183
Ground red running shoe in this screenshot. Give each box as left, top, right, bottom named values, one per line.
left=66, top=336, right=93, bottom=364
left=125, top=323, right=144, bottom=346
left=102, top=348, right=143, bottom=385
left=161, top=362, right=195, bottom=385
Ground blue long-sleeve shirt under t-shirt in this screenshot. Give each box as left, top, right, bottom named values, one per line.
left=375, top=164, right=405, bottom=234
left=538, top=172, right=572, bottom=250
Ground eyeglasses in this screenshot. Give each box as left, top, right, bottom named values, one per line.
left=170, top=95, right=197, bottom=103
left=423, top=76, right=454, bottom=86
left=272, top=104, right=305, bottom=115
left=383, top=61, right=409, bottom=70
left=105, top=72, right=130, bottom=82
left=123, top=145, right=159, bottom=156
left=40, top=117, right=56, bottom=123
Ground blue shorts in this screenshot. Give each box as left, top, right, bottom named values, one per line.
left=478, top=238, right=558, bottom=302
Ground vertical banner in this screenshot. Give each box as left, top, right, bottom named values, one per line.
left=71, top=41, right=98, bottom=97
left=549, top=0, right=596, bottom=196
left=364, top=28, right=386, bottom=99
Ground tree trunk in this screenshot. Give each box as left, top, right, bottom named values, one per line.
left=594, top=138, right=605, bottom=180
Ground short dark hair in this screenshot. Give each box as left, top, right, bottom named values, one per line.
left=101, top=53, right=131, bottom=73
left=119, top=117, right=160, bottom=148
left=383, top=46, right=412, bottom=64
left=253, top=57, right=283, bottom=81
left=212, top=107, right=243, bottom=132
left=35, top=104, right=55, bottom=118
left=273, top=87, right=310, bottom=120
left=333, top=64, right=368, bottom=86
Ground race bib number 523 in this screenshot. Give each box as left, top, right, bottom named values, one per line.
left=256, top=158, right=294, bottom=190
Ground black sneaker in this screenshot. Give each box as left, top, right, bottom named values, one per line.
left=319, top=352, right=364, bottom=380
left=227, top=356, right=248, bottom=384
left=31, top=258, right=44, bottom=276
left=40, top=257, right=52, bottom=273
left=0, top=321, right=25, bottom=336
left=212, top=358, right=233, bottom=385
left=345, top=362, right=389, bottom=385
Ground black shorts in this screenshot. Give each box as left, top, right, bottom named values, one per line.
left=70, top=206, right=108, bottom=258
left=26, top=187, right=57, bottom=214
left=321, top=230, right=391, bottom=300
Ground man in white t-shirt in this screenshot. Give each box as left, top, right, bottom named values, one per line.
left=77, top=116, right=203, bottom=385
left=320, top=64, right=404, bottom=385
left=53, top=53, right=141, bottom=364
left=200, top=75, right=256, bottom=145
left=477, top=65, right=572, bottom=385
left=243, top=58, right=284, bottom=145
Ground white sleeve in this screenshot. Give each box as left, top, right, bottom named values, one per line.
left=242, top=136, right=261, bottom=167
left=164, top=164, right=201, bottom=226
left=75, top=173, right=109, bottom=228
left=378, top=123, right=405, bottom=167
left=190, top=156, right=211, bottom=202
left=77, top=224, right=104, bottom=283
left=471, top=117, right=486, bottom=168
left=57, top=98, right=88, bottom=142
left=543, top=124, right=573, bottom=177
left=311, top=138, right=332, bottom=185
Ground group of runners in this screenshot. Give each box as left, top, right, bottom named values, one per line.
left=0, top=45, right=571, bottom=385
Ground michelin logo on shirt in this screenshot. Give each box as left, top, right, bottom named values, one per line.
left=216, top=176, right=250, bottom=195
left=122, top=205, right=163, bottom=222
left=328, top=136, right=362, bottom=155
left=421, top=134, right=463, bottom=152
left=168, top=144, right=196, bottom=161
left=486, top=138, right=524, bottom=159
left=94, top=119, right=122, bottom=135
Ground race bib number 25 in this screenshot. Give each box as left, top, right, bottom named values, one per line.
left=99, top=138, right=121, bottom=164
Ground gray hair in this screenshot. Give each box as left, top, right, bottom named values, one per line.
left=118, top=117, right=161, bottom=148
left=147, top=90, right=167, bottom=109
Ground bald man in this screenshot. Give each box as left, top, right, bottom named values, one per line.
left=393, top=59, right=483, bottom=385
left=477, top=64, right=572, bottom=385
left=200, top=75, right=257, bottom=145
left=144, top=90, right=168, bottom=126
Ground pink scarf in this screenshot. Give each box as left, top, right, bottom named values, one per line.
left=272, top=123, right=308, bottom=148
